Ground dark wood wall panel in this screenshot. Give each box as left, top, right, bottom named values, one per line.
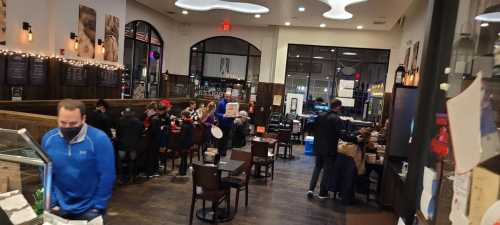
left=255, top=82, right=284, bottom=126
left=0, top=58, right=122, bottom=100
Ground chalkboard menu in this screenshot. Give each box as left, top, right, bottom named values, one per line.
left=6, top=54, right=29, bottom=85
left=0, top=56, right=5, bottom=85
left=29, top=58, right=48, bottom=86
left=63, top=64, right=88, bottom=86
left=97, top=68, right=119, bottom=87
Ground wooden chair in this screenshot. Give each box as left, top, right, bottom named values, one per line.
left=251, top=140, right=275, bottom=183
left=190, top=124, right=205, bottom=164
left=221, top=150, right=252, bottom=212
left=161, top=131, right=180, bottom=174
left=190, top=163, right=230, bottom=225
left=277, top=130, right=293, bottom=159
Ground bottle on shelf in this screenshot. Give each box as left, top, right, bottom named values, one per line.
left=395, top=64, right=405, bottom=85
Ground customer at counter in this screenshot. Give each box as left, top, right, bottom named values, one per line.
left=307, top=99, right=346, bottom=199
left=41, top=99, right=116, bottom=221
left=86, top=99, right=113, bottom=138
left=215, top=92, right=235, bottom=157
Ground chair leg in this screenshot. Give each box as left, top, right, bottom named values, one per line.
left=235, top=188, right=240, bottom=213
left=245, top=185, right=249, bottom=207
left=265, top=165, right=269, bottom=183
left=189, top=196, right=196, bottom=225
left=271, top=162, right=275, bottom=180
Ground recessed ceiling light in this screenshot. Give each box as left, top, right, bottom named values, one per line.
left=285, top=21, right=291, bottom=26
left=498, top=32, right=500, bottom=36
left=192, top=47, right=197, bottom=50
left=182, top=10, right=189, bottom=15
left=313, top=56, right=324, bottom=59
left=296, top=54, right=300, bottom=58
left=475, top=5, right=500, bottom=22
left=356, top=25, right=364, bottom=29
left=175, top=0, right=269, bottom=14
left=298, top=6, right=306, bottom=12
left=343, top=52, right=357, bottom=56
left=320, top=23, right=326, bottom=28
left=287, top=74, right=291, bottom=77
left=480, top=22, right=489, bottom=27
left=330, top=49, right=335, bottom=52
left=326, top=77, right=330, bottom=79
left=321, top=0, right=368, bottom=20
left=254, top=14, right=261, bottom=18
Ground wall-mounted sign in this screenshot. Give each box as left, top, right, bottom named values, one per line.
left=62, top=64, right=88, bottom=86
left=6, top=54, right=28, bottom=85
left=29, top=57, right=48, bottom=86
left=11, top=86, right=22, bottom=101
left=96, top=68, right=118, bottom=87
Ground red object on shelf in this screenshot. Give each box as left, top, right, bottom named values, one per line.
left=431, top=113, right=450, bottom=157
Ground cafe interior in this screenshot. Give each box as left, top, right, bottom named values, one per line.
left=0, top=0, right=499, bottom=225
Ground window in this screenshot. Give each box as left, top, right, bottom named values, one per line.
left=124, top=21, right=164, bottom=99
left=284, top=44, right=390, bottom=119
left=190, top=36, right=261, bottom=101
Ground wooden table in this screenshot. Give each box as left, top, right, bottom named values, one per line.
left=196, top=159, right=245, bottom=223
left=251, top=136, right=277, bottom=156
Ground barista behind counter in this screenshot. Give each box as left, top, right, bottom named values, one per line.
left=42, top=99, right=116, bottom=221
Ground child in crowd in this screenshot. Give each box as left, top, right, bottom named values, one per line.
left=178, top=110, right=194, bottom=176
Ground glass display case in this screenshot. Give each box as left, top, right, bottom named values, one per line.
left=0, top=128, right=52, bottom=213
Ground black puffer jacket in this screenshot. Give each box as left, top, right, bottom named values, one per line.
left=312, top=111, right=348, bottom=156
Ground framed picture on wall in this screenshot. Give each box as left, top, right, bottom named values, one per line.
left=404, top=47, right=411, bottom=70
left=104, top=15, right=119, bottom=62
left=411, top=41, right=420, bottom=71
left=78, top=5, right=96, bottom=59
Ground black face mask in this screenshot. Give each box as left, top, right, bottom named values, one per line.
left=60, top=126, right=83, bottom=142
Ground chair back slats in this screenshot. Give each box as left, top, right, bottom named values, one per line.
left=278, top=130, right=292, bottom=143
left=251, top=141, right=269, bottom=158
left=193, top=162, right=220, bottom=190
left=231, top=150, right=252, bottom=174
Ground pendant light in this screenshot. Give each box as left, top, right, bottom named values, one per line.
left=475, top=4, right=500, bottom=22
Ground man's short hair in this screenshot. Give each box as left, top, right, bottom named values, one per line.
left=58, top=99, right=86, bottom=116
left=330, top=99, right=342, bottom=110
left=181, top=110, right=191, bottom=118
left=96, top=98, right=109, bottom=109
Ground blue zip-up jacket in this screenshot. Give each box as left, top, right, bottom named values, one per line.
left=215, top=98, right=235, bottom=128
left=41, top=124, right=116, bottom=215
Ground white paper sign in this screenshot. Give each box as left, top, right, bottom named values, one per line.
left=273, top=95, right=282, bottom=106
left=447, top=74, right=482, bottom=174
left=225, top=102, right=239, bottom=118
left=337, top=97, right=355, bottom=107
left=449, top=172, right=471, bottom=225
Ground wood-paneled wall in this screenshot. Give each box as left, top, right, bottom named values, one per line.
left=0, top=59, right=122, bottom=100
left=255, top=82, right=285, bottom=126
left=0, top=110, right=57, bottom=142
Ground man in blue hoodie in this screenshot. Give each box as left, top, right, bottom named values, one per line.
left=42, top=99, right=116, bottom=221
left=215, top=92, right=235, bottom=156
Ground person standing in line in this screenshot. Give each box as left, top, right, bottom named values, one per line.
left=307, top=99, right=344, bottom=199
left=41, top=99, right=115, bottom=221
left=214, top=92, right=235, bottom=157
left=115, top=108, right=144, bottom=183
left=201, top=101, right=217, bottom=151
left=143, top=102, right=162, bottom=178
left=86, top=99, right=113, bottom=138
left=178, top=110, right=194, bottom=176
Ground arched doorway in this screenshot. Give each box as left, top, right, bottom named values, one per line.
left=189, top=36, right=261, bottom=101
left=123, top=21, right=164, bottom=99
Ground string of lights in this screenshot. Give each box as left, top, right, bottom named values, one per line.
left=0, top=48, right=125, bottom=71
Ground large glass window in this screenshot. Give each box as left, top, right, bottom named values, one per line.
left=190, top=36, right=261, bottom=101
left=285, top=44, right=390, bottom=120
left=124, top=21, right=164, bottom=99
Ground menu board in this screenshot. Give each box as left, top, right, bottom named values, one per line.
left=6, top=54, right=28, bottom=85
left=0, top=56, right=5, bottom=85
left=63, top=64, right=88, bottom=86
left=29, top=58, right=48, bottom=86
left=97, top=68, right=118, bottom=87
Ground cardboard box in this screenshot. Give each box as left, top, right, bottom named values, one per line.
left=225, top=102, right=239, bottom=118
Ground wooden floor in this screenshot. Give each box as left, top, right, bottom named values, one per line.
left=106, top=145, right=396, bottom=225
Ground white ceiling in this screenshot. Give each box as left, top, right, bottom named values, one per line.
left=135, top=0, right=415, bottom=31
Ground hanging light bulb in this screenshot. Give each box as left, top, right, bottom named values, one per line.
left=27, top=28, right=33, bottom=42
left=74, top=39, right=79, bottom=50
left=101, top=46, right=105, bottom=54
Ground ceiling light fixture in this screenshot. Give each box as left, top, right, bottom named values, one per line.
left=320, top=23, right=326, bottom=28
left=254, top=14, right=261, bottom=18
left=343, top=52, right=357, bottom=56
left=298, top=6, right=306, bottom=12
left=175, top=0, right=269, bottom=14
left=285, top=21, right=291, bottom=26
left=182, top=10, right=189, bottom=15
left=313, top=56, right=324, bottom=59
left=296, top=54, right=300, bottom=58
left=320, top=0, right=368, bottom=20
left=475, top=4, right=500, bottom=22
left=480, top=22, right=489, bottom=27
left=330, top=49, right=335, bottom=52
left=356, top=25, right=364, bottom=29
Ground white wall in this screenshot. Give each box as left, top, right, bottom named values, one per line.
left=1, top=0, right=126, bottom=64
left=398, top=0, right=429, bottom=75
left=126, top=0, right=278, bottom=82
left=274, top=26, right=402, bottom=92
